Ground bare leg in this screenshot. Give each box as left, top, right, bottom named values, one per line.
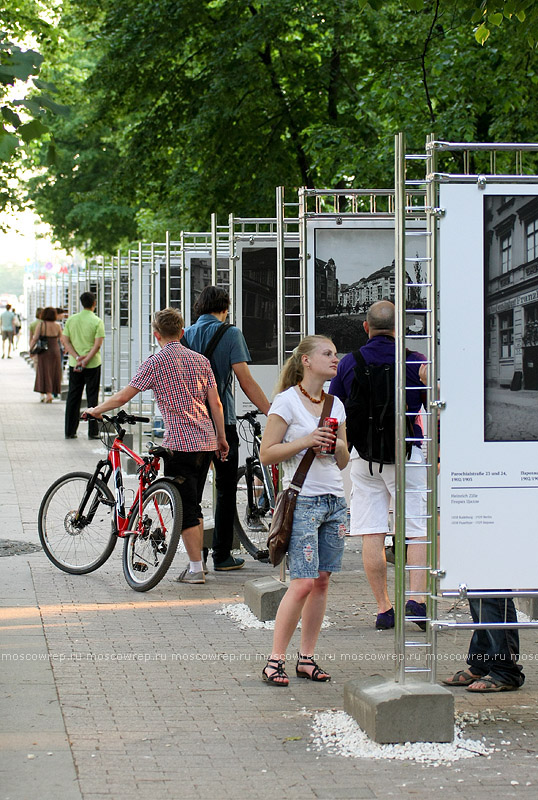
left=361, top=533, right=392, bottom=613
left=270, top=578, right=313, bottom=658
left=298, top=572, right=331, bottom=679
left=181, top=521, right=203, bottom=563
left=407, top=537, right=427, bottom=602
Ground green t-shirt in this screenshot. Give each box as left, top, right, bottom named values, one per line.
left=29, top=319, right=41, bottom=336
left=63, top=309, right=105, bottom=368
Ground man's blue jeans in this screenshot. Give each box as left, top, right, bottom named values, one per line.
left=466, top=596, right=525, bottom=687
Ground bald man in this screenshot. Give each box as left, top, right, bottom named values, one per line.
left=330, top=301, right=428, bottom=631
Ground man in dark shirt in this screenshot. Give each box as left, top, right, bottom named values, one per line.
left=330, top=300, right=428, bottom=630
left=183, top=286, right=270, bottom=571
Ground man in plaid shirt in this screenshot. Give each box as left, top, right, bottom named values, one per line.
left=86, top=307, right=228, bottom=584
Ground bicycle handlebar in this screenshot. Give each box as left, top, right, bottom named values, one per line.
left=236, top=410, right=261, bottom=422
left=81, top=409, right=150, bottom=426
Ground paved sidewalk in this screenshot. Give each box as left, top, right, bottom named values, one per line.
left=1, top=354, right=538, bottom=800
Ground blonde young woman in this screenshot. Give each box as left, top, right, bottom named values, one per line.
left=259, top=335, right=349, bottom=686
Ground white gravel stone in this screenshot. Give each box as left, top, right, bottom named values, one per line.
left=216, top=603, right=330, bottom=630
left=310, top=710, right=494, bottom=764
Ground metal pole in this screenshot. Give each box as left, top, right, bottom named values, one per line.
left=276, top=186, right=285, bottom=369
left=165, top=230, right=170, bottom=307
left=211, top=213, right=217, bottom=283
left=137, top=242, right=143, bottom=453
left=394, top=132, right=407, bottom=682
left=425, top=133, right=440, bottom=682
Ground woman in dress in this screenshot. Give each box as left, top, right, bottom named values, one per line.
left=259, top=335, right=349, bottom=686
left=30, top=307, right=63, bottom=403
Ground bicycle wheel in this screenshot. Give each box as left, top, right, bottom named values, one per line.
left=38, top=472, right=117, bottom=574
left=122, top=480, right=183, bottom=591
left=233, top=465, right=271, bottom=561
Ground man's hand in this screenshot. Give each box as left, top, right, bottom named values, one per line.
left=82, top=408, right=102, bottom=420
left=215, top=435, right=229, bottom=461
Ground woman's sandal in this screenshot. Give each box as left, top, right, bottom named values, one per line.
left=262, top=658, right=289, bottom=687
left=295, top=653, right=331, bottom=682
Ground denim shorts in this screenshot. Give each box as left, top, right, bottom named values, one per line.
left=288, top=494, right=347, bottom=580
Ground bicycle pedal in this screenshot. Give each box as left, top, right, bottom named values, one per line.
left=133, top=562, right=148, bottom=572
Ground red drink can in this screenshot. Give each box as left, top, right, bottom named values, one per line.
left=319, top=417, right=338, bottom=455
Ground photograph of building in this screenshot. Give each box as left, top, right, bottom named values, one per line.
left=484, top=194, right=538, bottom=440
left=313, top=225, right=426, bottom=354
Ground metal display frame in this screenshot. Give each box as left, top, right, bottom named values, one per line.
left=395, top=133, right=538, bottom=686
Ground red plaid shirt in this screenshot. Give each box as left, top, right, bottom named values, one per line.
left=129, top=342, right=217, bottom=452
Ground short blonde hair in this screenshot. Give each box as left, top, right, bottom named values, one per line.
left=153, top=307, right=184, bottom=338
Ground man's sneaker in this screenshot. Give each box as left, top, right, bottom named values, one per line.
left=213, top=556, right=245, bottom=571
left=405, top=600, right=427, bottom=631
left=175, top=568, right=205, bottom=584
left=375, top=607, right=395, bottom=630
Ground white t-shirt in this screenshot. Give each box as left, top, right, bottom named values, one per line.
left=268, top=387, right=346, bottom=497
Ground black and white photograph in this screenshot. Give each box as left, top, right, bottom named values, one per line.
left=312, top=225, right=427, bottom=354
left=484, top=194, right=538, bottom=441
left=240, top=246, right=284, bottom=365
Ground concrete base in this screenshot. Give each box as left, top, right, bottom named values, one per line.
left=344, top=675, right=454, bottom=744
left=244, top=577, right=288, bottom=622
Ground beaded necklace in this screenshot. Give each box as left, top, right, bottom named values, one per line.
left=297, top=383, right=325, bottom=405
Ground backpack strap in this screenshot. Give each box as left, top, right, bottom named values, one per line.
left=204, top=322, right=232, bottom=361
left=352, top=350, right=375, bottom=476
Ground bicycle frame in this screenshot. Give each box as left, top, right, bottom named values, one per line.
left=76, top=433, right=161, bottom=538
left=238, top=411, right=278, bottom=515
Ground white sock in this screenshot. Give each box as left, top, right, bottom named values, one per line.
left=189, top=561, right=203, bottom=573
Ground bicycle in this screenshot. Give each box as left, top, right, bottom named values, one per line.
left=37, top=410, right=183, bottom=592
left=233, top=410, right=278, bottom=562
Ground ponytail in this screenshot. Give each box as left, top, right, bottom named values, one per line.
left=274, top=335, right=333, bottom=394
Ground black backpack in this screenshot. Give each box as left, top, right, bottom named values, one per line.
left=345, top=349, right=414, bottom=475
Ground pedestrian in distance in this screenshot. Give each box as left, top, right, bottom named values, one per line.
left=85, top=307, right=229, bottom=585
left=1, top=303, right=16, bottom=359
left=11, top=308, right=21, bottom=349
left=30, top=306, right=62, bottom=403
left=61, top=292, right=105, bottom=440
left=259, top=335, right=349, bottom=686
left=182, top=285, right=270, bottom=572
left=28, top=308, right=44, bottom=370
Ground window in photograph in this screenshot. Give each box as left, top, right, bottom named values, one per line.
left=526, top=217, right=538, bottom=262
left=499, top=310, right=514, bottom=359
left=501, top=232, right=512, bottom=274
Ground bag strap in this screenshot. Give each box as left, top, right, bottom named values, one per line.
left=204, top=322, right=232, bottom=361
left=288, top=393, right=334, bottom=492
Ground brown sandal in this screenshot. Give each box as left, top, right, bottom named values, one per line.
left=442, top=669, right=481, bottom=687
left=466, top=675, right=519, bottom=693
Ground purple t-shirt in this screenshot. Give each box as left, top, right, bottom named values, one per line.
left=329, top=335, right=426, bottom=442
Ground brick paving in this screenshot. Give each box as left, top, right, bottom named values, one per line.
left=1, top=353, right=538, bottom=799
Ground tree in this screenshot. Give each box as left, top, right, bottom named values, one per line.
left=24, top=0, right=538, bottom=253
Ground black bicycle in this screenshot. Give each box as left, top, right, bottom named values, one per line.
left=233, top=410, right=277, bottom=562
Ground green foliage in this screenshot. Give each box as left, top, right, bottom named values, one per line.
left=0, top=3, right=65, bottom=221
left=22, top=0, right=538, bottom=254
